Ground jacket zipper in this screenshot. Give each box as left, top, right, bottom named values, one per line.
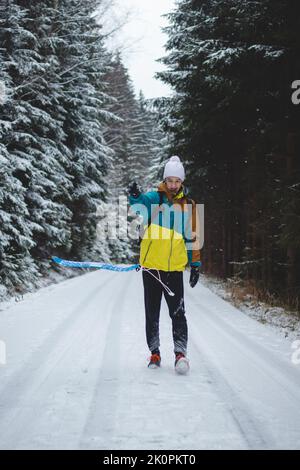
left=142, top=240, right=152, bottom=265
left=168, top=230, right=174, bottom=271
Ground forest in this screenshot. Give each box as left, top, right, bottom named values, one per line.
left=1, top=0, right=299, bottom=311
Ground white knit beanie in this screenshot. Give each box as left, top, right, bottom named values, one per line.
left=163, top=155, right=185, bottom=181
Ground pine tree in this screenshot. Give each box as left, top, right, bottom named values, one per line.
left=0, top=0, right=115, bottom=291
left=53, top=0, right=113, bottom=260
left=0, top=1, right=41, bottom=290
left=103, top=54, right=169, bottom=261
left=1, top=0, right=74, bottom=279
left=139, top=93, right=169, bottom=188
left=103, top=55, right=145, bottom=261
left=157, top=0, right=300, bottom=307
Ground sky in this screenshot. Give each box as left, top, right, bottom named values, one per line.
left=96, top=0, right=176, bottom=99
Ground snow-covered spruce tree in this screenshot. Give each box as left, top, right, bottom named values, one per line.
left=103, top=55, right=169, bottom=262
left=15, top=0, right=75, bottom=271
left=157, top=0, right=231, bottom=277
left=0, top=0, right=75, bottom=285
left=0, top=0, right=115, bottom=292
left=0, top=144, right=38, bottom=296
left=53, top=0, right=114, bottom=261
left=157, top=0, right=300, bottom=306
left=103, top=55, right=148, bottom=262
left=104, top=56, right=168, bottom=190
left=132, top=90, right=170, bottom=190
left=203, top=0, right=300, bottom=301
left=0, top=1, right=48, bottom=291
left=104, top=54, right=149, bottom=190
left=138, top=92, right=169, bottom=189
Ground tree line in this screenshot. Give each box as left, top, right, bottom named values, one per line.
left=0, top=0, right=166, bottom=297
left=156, top=0, right=300, bottom=309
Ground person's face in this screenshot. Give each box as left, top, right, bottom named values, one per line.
left=165, top=177, right=182, bottom=194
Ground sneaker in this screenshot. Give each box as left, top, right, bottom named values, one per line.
left=174, top=352, right=189, bottom=375
left=148, top=353, right=161, bottom=369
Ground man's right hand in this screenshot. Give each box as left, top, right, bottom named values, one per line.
left=128, top=181, right=141, bottom=198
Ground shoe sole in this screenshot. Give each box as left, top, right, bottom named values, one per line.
left=148, top=363, right=160, bottom=369
left=175, top=357, right=190, bottom=375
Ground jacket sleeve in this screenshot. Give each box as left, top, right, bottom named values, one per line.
left=129, top=191, right=160, bottom=224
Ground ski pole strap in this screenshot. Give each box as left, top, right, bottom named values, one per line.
left=141, top=266, right=175, bottom=297
left=52, top=257, right=140, bottom=272
left=52, top=258, right=175, bottom=295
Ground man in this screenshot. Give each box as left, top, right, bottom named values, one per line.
left=128, top=156, right=201, bottom=374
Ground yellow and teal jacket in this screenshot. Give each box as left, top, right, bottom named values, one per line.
left=129, top=182, right=201, bottom=272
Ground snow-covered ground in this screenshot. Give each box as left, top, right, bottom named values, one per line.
left=200, top=274, right=300, bottom=342
left=0, top=269, right=300, bottom=450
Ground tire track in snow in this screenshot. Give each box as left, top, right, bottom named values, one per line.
left=79, top=276, right=251, bottom=450
left=189, top=283, right=300, bottom=393
left=188, top=322, right=272, bottom=449
left=187, top=280, right=300, bottom=449
left=187, top=281, right=300, bottom=403
left=1, top=270, right=299, bottom=449
left=0, top=271, right=116, bottom=449
left=79, top=273, right=136, bottom=449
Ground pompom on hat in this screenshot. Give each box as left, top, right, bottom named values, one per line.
left=163, top=155, right=185, bottom=182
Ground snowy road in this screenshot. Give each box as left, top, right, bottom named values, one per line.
left=0, top=269, right=300, bottom=450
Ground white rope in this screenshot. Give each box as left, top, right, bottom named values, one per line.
left=141, top=267, right=175, bottom=296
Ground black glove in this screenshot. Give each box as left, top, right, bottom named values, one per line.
left=128, top=181, right=141, bottom=198
left=189, top=266, right=200, bottom=288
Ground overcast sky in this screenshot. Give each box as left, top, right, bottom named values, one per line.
left=97, top=0, right=175, bottom=99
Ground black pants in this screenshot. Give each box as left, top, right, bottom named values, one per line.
left=142, top=269, right=188, bottom=355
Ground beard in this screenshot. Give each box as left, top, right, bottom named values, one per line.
left=170, top=187, right=181, bottom=194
